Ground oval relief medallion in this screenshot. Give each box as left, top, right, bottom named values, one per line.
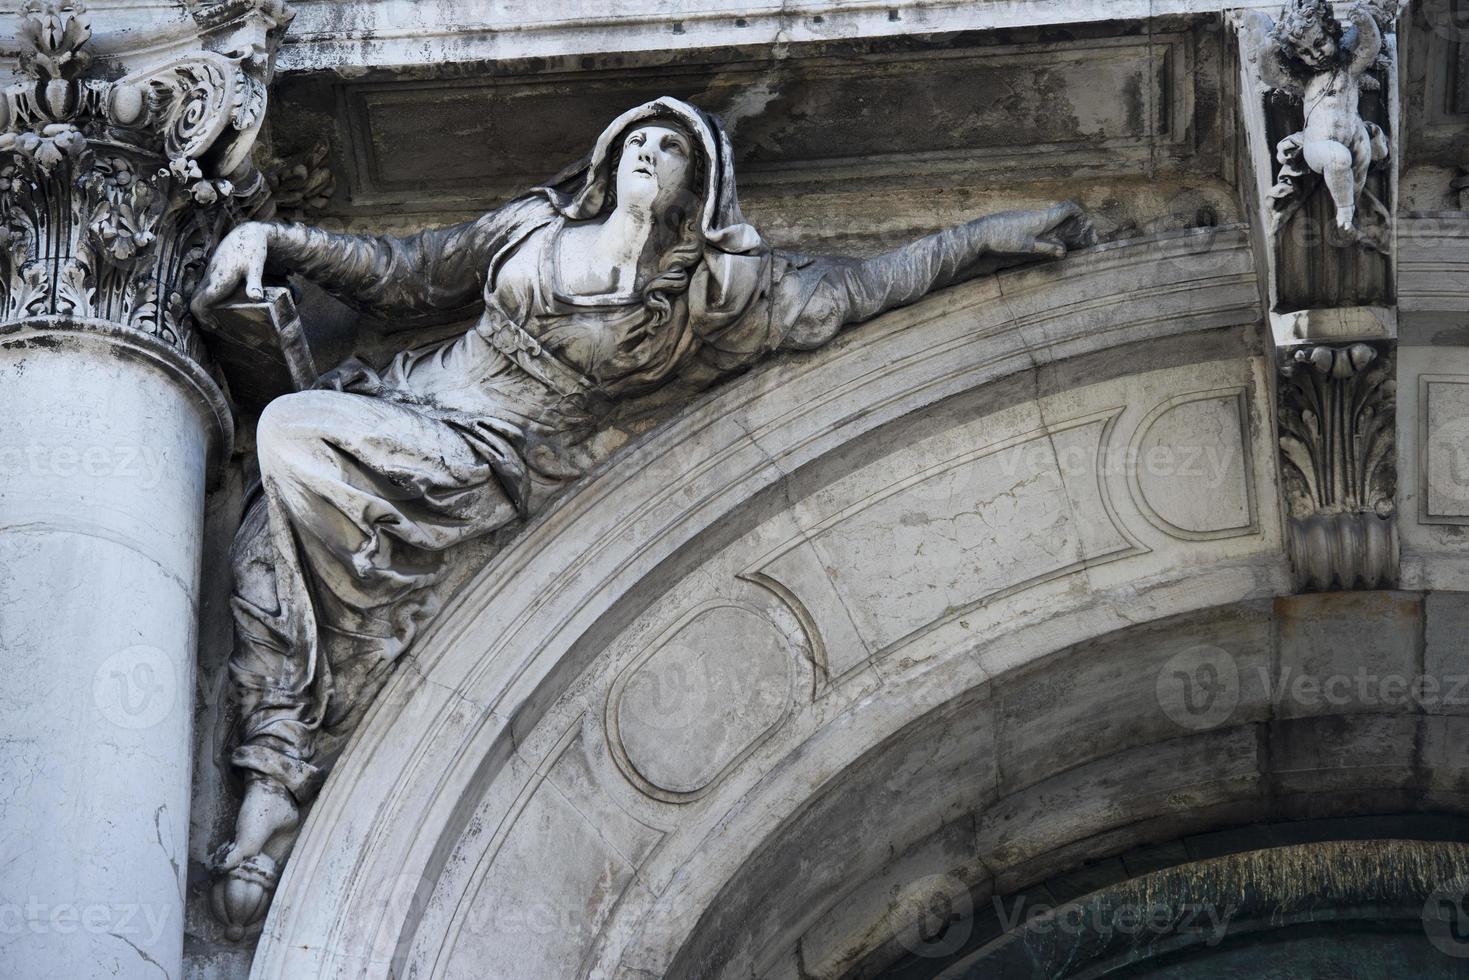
left=607, top=601, right=795, bottom=803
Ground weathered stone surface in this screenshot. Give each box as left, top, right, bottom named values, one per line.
left=1273, top=592, right=1422, bottom=720
left=0, top=329, right=221, bottom=980
left=993, top=602, right=1274, bottom=798
left=0, top=3, right=1464, bottom=979
left=1425, top=591, right=1469, bottom=717
left=756, top=413, right=1138, bottom=656
left=1398, top=344, right=1469, bottom=591
left=1130, top=391, right=1255, bottom=537
left=609, top=603, right=795, bottom=800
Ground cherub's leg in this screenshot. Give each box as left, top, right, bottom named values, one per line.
left=1302, top=138, right=1357, bottom=232
left=1349, top=128, right=1374, bottom=197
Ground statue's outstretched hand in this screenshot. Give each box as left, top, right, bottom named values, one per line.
left=190, top=222, right=271, bottom=327
left=982, top=202, right=1093, bottom=260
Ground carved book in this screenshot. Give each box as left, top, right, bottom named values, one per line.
left=200, top=287, right=319, bottom=413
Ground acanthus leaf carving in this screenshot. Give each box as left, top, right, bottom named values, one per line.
left=1277, top=341, right=1398, bottom=591
left=261, top=141, right=336, bottom=222
left=0, top=0, right=290, bottom=365
left=16, top=0, right=91, bottom=92
left=228, top=50, right=270, bottom=133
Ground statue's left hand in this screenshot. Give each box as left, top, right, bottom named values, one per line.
left=981, top=202, right=1093, bottom=259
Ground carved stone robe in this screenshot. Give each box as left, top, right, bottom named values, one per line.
left=227, top=98, right=1044, bottom=801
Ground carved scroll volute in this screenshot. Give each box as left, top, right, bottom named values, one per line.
left=119, top=46, right=273, bottom=177
left=0, top=1, right=291, bottom=359
left=1278, top=341, right=1399, bottom=590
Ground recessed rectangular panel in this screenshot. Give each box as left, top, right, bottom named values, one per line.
left=337, top=34, right=1192, bottom=206
left=1422, top=377, right=1469, bottom=523
left=755, top=413, right=1140, bottom=655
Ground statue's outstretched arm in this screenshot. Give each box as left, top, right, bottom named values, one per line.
left=1235, top=11, right=1300, bottom=96
left=1344, top=3, right=1384, bottom=76
left=780, top=203, right=1088, bottom=350
left=192, top=211, right=507, bottom=326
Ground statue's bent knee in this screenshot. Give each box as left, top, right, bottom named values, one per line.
left=255, top=390, right=334, bottom=480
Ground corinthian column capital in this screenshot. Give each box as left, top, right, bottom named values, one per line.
left=0, top=0, right=290, bottom=385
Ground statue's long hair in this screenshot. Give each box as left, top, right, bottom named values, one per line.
left=603, top=118, right=708, bottom=329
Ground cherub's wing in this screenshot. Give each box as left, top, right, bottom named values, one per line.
left=1237, top=11, right=1304, bottom=95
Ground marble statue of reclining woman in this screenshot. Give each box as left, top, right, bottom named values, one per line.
left=190, top=96, right=1091, bottom=936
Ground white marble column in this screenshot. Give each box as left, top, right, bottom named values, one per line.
left=0, top=3, right=289, bottom=977
left=0, top=325, right=230, bottom=979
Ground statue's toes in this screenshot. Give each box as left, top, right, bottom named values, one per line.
left=212, top=840, right=247, bottom=872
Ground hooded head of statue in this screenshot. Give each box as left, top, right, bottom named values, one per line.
left=545, top=98, right=761, bottom=251
left=537, top=98, right=768, bottom=329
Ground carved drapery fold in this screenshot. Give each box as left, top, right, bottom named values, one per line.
left=1278, top=341, right=1398, bottom=590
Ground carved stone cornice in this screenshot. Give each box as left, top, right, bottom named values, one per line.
left=0, top=1, right=289, bottom=371
left=1278, top=340, right=1398, bottom=590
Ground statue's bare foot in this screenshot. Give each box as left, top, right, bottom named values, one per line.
left=1336, top=206, right=1356, bottom=233
left=216, top=776, right=300, bottom=871
left=211, top=777, right=300, bottom=940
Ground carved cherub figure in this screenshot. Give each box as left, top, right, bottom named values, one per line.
left=1255, top=0, right=1394, bottom=244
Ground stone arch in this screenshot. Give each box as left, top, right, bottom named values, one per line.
left=660, top=590, right=1469, bottom=978
left=247, top=228, right=1469, bottom=980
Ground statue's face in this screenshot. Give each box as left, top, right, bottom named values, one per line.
left=1293, top=21, right=1337, bottom=67
left=615, top=123, right=696, bottom=216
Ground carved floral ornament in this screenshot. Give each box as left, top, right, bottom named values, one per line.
left=0, top=0, right=290, bottom=357
left=1277, top=342, right=1398, bottom=591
